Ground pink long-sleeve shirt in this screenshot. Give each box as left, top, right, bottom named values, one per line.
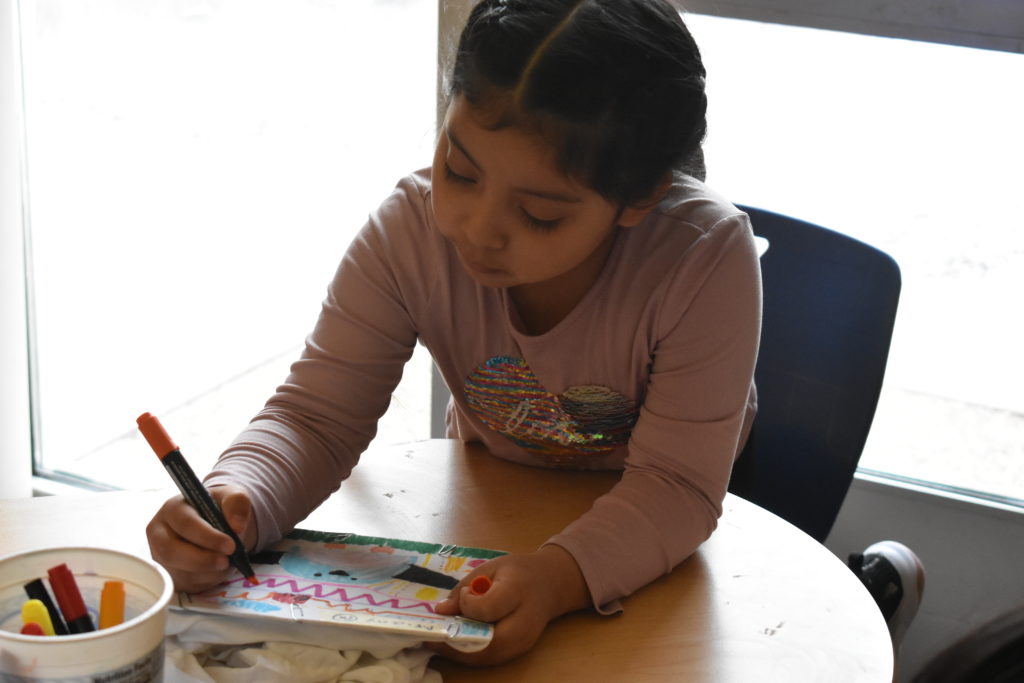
left=204, top=167, right=762, bottom=613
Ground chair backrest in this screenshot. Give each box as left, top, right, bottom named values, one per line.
left=728, top=206, right=901, bottom=542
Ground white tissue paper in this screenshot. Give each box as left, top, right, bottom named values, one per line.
left=164, top=611, right=443, bottom=683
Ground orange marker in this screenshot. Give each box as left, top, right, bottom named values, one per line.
left=137, top=412, right=258, bottom=585
left=99, top=581, right=125, bottom=629
left=469, top=575, right=493, bottom=596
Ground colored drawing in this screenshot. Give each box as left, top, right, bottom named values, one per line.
left=175, top=529, right=506, bottom=652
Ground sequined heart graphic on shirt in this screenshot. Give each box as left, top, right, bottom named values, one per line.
left=464, top=356, right=637, bottom=459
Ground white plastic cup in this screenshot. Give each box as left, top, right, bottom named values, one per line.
left=0, top=546, right=173, bottom=682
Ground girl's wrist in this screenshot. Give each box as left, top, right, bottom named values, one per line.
left=534, top=544, right=591, bottom=618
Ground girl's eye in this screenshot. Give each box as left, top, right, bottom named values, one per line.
left=521, top=209, right=562, bottom=232
left=444, top=163, right=475, bottom=185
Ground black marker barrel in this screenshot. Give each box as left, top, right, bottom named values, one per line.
left=137, top=412, right=257, bottom=583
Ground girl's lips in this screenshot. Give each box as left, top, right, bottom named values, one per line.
left=466, top=260, right=505, bottom=275
left=458, top=249, right=505, bottom=275
left=452, top=242, right=506, bottom=276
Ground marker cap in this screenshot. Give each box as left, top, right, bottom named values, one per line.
left=47, top=563, right=95, bottom=633
left=469, top=575, right=493, bottom=596
left=99, top=581, right=126, bottom=629
left=22, top=599, right=56, bottom=636
left=21, top=622, right=45, bottom=636
left=136, top=412, right=178, bottom=459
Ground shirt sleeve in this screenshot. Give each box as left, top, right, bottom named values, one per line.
left=545, top=214, right=762, bottom=614
left=203, top=175, right=430, bottom=550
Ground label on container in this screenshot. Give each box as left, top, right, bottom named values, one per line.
left=0, top=641, right=163, bottom=683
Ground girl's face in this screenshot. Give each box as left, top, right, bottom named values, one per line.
left=431, top=97, right=651, bottom=291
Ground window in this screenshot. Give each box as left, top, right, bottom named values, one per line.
left=13, top=1, right=1023, bottom=504
left=19, top=0, right=436, bottom=490
left=687, top=13, right=1024, bottom=503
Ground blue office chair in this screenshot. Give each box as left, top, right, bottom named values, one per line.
left=728, top=205, right=901, bottom=543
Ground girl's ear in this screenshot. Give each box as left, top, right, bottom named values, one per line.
left=617, top=173, right=674, bottom=227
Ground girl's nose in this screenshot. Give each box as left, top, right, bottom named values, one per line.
left=461, top=198, right=507, bottom=250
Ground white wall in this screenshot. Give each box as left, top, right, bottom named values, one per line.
left=827, top=474, right=1024, bottom=681
left=0, top=0, right=33, bottom=500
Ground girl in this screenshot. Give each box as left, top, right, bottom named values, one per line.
left=146, top=0, right=761, bottom=666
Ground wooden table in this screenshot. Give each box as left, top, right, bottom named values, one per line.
left=0, top=440, right=893, bottom=681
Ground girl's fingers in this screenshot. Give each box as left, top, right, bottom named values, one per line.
left=212, top=486, right=254, bottom=544
left=435, top=570, right=504, bottom=618
left=148, top=524, right=227, bottom=576
left=146, top=495, right=237, bottom=592
left=170, top=567, right=233, bottom=594
left=162, top=496, right=236, bottom=554
left=155, top=522, right=229, bottom=571
left=434, top=585, right=463, bottom=615
left=147, top=522, right=231, bottom=592
left=433, top=607, right=546, bottom=667
left=146, top=487, right=257, bottom=594
left=457, top=577, right=520, bottom=624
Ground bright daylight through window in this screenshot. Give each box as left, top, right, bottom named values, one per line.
left=689, top=14, right=1024, bottom=504
left=14, top=2, right=1024, bottom=506
left=20, top=0, right=435, bottom=489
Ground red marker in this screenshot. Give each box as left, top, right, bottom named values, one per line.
left=469, top=575, right=493, bottom=596
left=137, top=412, right=258, bottom=584
left=20, top=622, right=45, bottom=636
left=47, top=563, right=95, bottom=633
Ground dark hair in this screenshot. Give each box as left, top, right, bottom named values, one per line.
left=449, top=0, right=707, bottom=208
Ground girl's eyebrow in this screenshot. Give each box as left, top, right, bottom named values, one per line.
left=445, top=126, right=582, bottom=204
left=446, top=127, right=481, bottom=170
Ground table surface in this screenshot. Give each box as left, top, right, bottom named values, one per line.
left=0, top=439, right=893, bottom=681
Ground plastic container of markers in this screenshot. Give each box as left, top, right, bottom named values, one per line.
left=0, top=546, right=173, bottom=682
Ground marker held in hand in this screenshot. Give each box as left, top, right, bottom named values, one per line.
left=469, top=575, right=493, bottom=596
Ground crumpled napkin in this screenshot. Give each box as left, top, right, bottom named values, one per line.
left=164, top=611, right=443, bottom=683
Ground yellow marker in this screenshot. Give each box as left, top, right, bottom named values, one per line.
left=99, top=581, right=125, bottom=629
left=21, top=599, right=56, bottom=636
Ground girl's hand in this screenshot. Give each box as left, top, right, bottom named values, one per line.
left=146, top=484, right=256, bottom=593
left=431, top=545, right=590, bottom=666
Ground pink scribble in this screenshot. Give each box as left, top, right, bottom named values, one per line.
left=218, top=575, right=439, bottom=613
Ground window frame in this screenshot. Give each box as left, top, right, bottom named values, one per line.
left=683, top=0, right=1024, bottom=54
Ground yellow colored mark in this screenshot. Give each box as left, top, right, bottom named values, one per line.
left=416, top=587, right=440, bottom=601
left=444, top=556, right=467, bottom=573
